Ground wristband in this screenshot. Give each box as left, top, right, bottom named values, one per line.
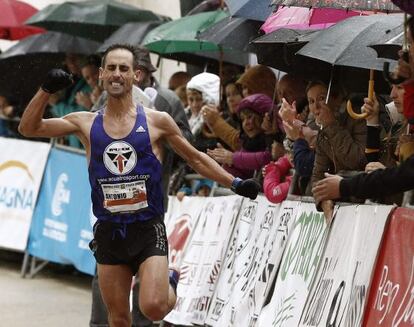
left=231, top=177, right=242, bottom=192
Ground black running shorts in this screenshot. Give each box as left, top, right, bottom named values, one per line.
left=89, top=216, right=168, bottom=275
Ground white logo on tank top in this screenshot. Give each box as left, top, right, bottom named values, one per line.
left=136, top=125, right=146, bottom=133
left=103, top=141, right=137, bottom=175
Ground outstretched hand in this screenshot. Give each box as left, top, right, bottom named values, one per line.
left=41, top=69, right=73, bottom=94
left=231, top=177, right=261, bottom=200
left=312, top=173, right=342, bottom=203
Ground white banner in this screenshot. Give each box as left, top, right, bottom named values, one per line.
left=205, top=196, right=295, bottom=326
left=0, top=138, right=50, bottom=250
left=165, top=195, right=242, bottom=326
left=232, top=200, right=302, bottom=327
left=165, top=196, right=206, bottom=269
left=298, top=204, right=392, bottom=327
left=257, top=202, right=329, bottom=327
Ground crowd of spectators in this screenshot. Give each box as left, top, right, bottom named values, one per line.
left=2, top=42, right=414, bottom=214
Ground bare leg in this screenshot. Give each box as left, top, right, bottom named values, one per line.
left=97, top=264, right=133, bottom=327
left=138, top=256, right=176, bottom=321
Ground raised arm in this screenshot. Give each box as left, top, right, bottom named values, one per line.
left=158, top=112, right=260, bottom=199
left=18, top=69, right=80, bottom=138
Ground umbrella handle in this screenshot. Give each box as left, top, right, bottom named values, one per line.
left=346, top=70, right=374, bottom=120
left=383, top=51, right=409, bottom=85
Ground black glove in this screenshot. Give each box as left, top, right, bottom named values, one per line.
left=41, top=69, right=73, bottom=94
left=231, top=177, right=261, bottom=200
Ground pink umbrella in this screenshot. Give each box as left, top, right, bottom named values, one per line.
left=261, top=6, right=367, bottom=34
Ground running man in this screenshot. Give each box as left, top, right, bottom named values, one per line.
left=18, top=44, right=260, bottom=327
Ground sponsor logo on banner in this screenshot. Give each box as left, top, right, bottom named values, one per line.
left=257, top=203, right=328, bottom=327
left=298, top=204, right=392, bottom=327
left=51, top=173, right=70, bottom=216
left=363, top=207, right=414, bottom=327
left=0, top=138, right=50, bottom=251
left=103, top=141, right=137, bottom=175
left=0, top=160, right=35, bottom=210
left=43, top=173, right=71, bottom=243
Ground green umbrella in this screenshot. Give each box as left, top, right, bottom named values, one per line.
left=25, top=0, right=168, bottom=42
left=143, top=10, right=229, bottom=54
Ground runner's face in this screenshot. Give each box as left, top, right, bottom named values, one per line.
left=100, top=49, right=135, bottom=98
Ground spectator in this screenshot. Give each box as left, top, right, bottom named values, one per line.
left=263, top=154, right=293, bottom=203
left=50, top=53, right=92, bottom=148
left=308, top=80, right=367, bottom=218
left=175, top=84, right=188, bottom=108
left=168, top=71, right=191, bottom=91
left=236, top=64, right=277, bottom=99
left=75, top=55, right=101, bottom=110
left=185, top=72, right=220, bottom=152
left=207, top=94, right=273, bottom=179
left=201, top=65, right=278, bottom=151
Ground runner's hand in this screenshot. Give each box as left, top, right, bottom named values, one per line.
left=231, top=178, right=261, bottom=200
left=41, top=69, right=73, bottom=94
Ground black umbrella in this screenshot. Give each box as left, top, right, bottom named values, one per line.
left=162, top=49, right=251, bottom=67
left=197, top=16, right=263, bottom=52
left=0, top=31, right=101, bottom=59
left=369, top=24, right=404, bottom=60
left=251, top=28, right=320, bottom=71
left=224, top=0, right=274, bottom=21
left=98, top=21, right=163, bottom=53
left=296, top=14, right=404, bottom=70
left=25, top=0, right=168, bottom=42
left=0, top=32, right=100, bottom=105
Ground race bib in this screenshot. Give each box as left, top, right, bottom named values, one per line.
left=101, top=180, right=148, bottom=213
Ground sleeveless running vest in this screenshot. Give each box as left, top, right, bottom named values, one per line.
left=89, top=105, right=164, bottom=223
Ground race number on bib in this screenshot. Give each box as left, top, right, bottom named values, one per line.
left=102, top=180, right=148, bottom=213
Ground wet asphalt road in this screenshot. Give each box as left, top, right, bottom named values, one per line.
left=0, top=250, right=92, bottom=327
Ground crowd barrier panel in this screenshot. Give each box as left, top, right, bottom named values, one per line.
left=363, top=207, right=414, bottom=327
left=2, top=138, right=414, bottom=327
left=26, top=146, right=96, bottom=276
left=0, top=137, right=50, bottom=251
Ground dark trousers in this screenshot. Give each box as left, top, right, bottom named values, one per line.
left=89, top=273, right=154, bottom=327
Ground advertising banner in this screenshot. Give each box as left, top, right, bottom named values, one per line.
left=205, top=196, right=286, bottom=326
left=0, top=138, right=50, bottom=250
left=257, top=202, right=328, bottom=327
left=165, top=196, right=206, bottom=269
left=298, top=204, right=392, bottom=327
left=165, top=195, right=242, bottom=326
left=233, top=200, right=302, bottom=327
left=363, top=207, right=414, bottom=327
left=27, top=148, right=96, bottom=275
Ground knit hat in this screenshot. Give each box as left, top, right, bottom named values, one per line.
left=186, top=72, right=220, bottom=106
left=236, top=65, right=277, bottom=99
left=236, top=93, right=273, bottom=116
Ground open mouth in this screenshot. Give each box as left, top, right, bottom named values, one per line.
left=110, top=82, right=122, bottom=87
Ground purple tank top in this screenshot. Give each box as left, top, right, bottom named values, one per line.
left=88, top=105, right=164, bottom=223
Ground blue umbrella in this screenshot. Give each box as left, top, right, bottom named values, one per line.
left=224, top=0, right=274, bottom=21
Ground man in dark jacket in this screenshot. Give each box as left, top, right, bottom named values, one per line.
left=312, top=154, right=414, bottom=204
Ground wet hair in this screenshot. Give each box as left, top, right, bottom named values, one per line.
left=101, top=43, right=139, bottom=70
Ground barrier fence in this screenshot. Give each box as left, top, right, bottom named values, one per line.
left=0, top=137, right=413, bottom=326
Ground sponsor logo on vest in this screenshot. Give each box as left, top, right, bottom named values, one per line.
left=103, top=141, right=137, bottom=175
left=136, top=125, right=146, bottom=133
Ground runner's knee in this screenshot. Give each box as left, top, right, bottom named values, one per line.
left=139, top=296, right=169, bottom=321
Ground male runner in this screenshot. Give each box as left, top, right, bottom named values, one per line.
left=18, top=44, right=259, bottom=327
